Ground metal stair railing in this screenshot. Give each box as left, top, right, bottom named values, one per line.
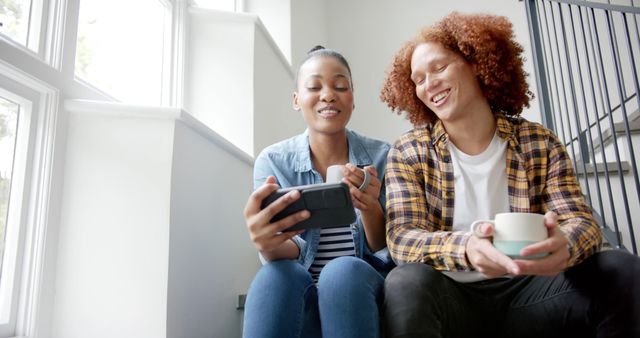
left=524, top=0, right=640, bottom=255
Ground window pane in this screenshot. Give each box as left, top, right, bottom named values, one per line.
left=0, top=96, right=18, bottom=275
left=0, top=0, right=32, bottom=46
left=192, top=0, right=236, bottom=11
left=75, top=0, right=169, bottom=105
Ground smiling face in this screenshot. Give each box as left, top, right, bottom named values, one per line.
left=410, top=42, right=485, bottom=124
left=293, top=56, right=354, bottom=136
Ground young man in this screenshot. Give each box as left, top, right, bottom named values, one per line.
left=379, top=12, right=639, bottom=338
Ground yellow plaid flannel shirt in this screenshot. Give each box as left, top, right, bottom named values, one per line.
left=385, top=114, right=602, bottom=271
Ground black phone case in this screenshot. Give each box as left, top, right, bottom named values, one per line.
left=260, top=183, right=356, bottom=231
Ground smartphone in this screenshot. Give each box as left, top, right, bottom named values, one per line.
left=260, top=182, right=356, bottom=231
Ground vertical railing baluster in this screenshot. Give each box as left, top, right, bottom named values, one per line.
left=541, top=2, right=565, bottom=142
left=525, top=0, right=555, bottom=131
left=587, top=7, right=622, bottom=247
left=631, top=0, right=640, bottom=74
left=592, top=8, right=633, bottom=250
left=550, top=3, right=581, bottom=176
left=606, top=0, right=628, bottom=97
left=575, top=6, right=607, bottom=235
left=607, top=12, right=640, bottom=254
left=567, top=5, right=597, bottom=211
left=620, top=14, right=640, bottom=201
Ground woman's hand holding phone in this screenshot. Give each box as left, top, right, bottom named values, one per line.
left=243, top=176, right=307, bottom=258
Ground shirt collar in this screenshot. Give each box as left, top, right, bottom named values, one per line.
left=431, top=112, right=515, bottom=149
left=495, top=113, right=515, bottom=142
left=293, top=128, right=373, bottom=172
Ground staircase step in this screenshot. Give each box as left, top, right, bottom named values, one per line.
left=591, top=109, right=640, bottom=152
left=613, top=115, right=640, bottom=133
left=575, top=161, right=630, bottom=175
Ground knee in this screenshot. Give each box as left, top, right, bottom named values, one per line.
left=385, top=263, right=444, bottom=289
left=318, top=256, right=379, bottom=291
left=384, top=263, right=447, bottom=299
left=594, top=250, right=640, bottom=284
left=570, top=250, right=640, bottom=290
left=317, top=257, right=382, bottom=310
left=251, top=259, right=311, bottom=290
left=599, top=249, right=640, bottom=266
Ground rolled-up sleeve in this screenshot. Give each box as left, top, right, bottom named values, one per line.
left=385, top=134, right=472, bottom=271
left=543, top=132, right=602, bottom=267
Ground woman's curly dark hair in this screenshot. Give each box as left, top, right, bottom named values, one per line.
left=380, top=12, right=534, bottom=126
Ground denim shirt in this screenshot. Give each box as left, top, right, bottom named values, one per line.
left=253, top=128, right=392, bottom=273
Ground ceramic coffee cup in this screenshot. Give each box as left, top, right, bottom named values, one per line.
left=470, top=212, right=548, bottom=259
left=326, top=165, right=346, bottom=184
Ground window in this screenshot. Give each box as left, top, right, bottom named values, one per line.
left=75, top=0, right=171, bottom=105
left=192, top=0, right=239, bottom=12
left=0, top=0, right=45, bottom=53
left=0, top=96, right=18, bottom=271
left=0, top=59, right=58, bottom=337
left=0, top=0, right=32, bottom=47
left=0, top=85, right=32, bottom=337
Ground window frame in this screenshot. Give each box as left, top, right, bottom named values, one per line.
left=190, top=0, right=241, bottom=12
left=0, top=0, right=50, bottom=60
left=0, top=0, right=184, bottom=335
left=72, top=0, right=174, bottom=106
left=0, top=85, right=33, bottom=337
left=0, top=61, right=59, bottom=338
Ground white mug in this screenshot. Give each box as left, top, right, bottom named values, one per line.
left=326, top=165, right=346, bottom=184
left=470, top=212, right=548, bottom=259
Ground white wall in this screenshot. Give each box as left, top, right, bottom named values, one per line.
left=245, top=0, right=292, bottom=63
left=252, top=24, right=305, bottom=156
left=183, top=8, right=306, bottom=157
left=184, top=8, right=255, bottom=156
left=318, top=0, right=540, bottom=144
left=167, top=116, right=257, bottom=338
left=290, top=1, right=328, bottom=69
left=53, top=105, right=175, bottom=338
left=53, top=101, right=258, bottom=338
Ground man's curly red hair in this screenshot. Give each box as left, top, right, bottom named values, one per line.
left=380, top=12, right=534, bottom=126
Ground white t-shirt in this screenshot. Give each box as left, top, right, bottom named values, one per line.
left=449, top=132, right=510, bottom=231
left=443, top=132, right=510, bottom=282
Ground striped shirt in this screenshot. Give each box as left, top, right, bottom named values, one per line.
left=309, top=226, right=356, bottom=282
left=385, top=113, right=602, bottom=271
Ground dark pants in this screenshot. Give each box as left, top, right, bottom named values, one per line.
left=384, top=250, right=639, bottom=338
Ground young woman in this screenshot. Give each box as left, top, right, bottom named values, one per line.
left=241, top=46, right=391, bottom=338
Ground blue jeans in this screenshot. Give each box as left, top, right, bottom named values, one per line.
left=243, top=256, right=384, bottom=338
